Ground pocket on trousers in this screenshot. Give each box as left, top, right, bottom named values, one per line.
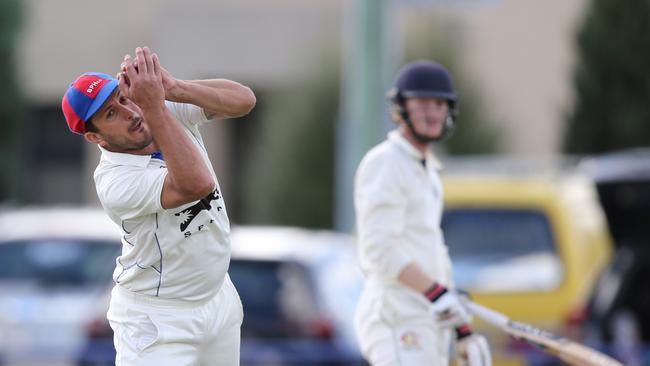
left=127, top=313, right=161, bottom=354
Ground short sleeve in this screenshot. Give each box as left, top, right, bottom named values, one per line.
left=97, top=166, right=168, bottom=220
left=165, top=100, right=209, bottom=128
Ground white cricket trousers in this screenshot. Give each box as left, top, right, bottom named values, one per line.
left=107, top=275, right=243, bottom=366
left=355, top=286, right=451, bottom=366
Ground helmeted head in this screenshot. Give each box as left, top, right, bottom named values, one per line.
left=61, top=72, right=119, bottom=135
left=387, top=60, right=458, bottom=142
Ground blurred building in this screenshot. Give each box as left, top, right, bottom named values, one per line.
left=16, top=0, right=587, bottom=207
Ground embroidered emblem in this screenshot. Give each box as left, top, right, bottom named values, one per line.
left=400, top=331, right=421, bottom=350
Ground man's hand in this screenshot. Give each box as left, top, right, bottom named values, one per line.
left=159, top=64, right=180, bottom=100
left=121, top=53, right=180, bottom=102
left=120, top=51, right=255, bottom=119
left=425, top=283, right=471, bottom=328
left=118, top=47, right=165, bottom=110
left=455, top=327, right=492, bottom=366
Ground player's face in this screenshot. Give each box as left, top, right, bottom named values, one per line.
left=86, top=90, right=154, bottom=153
left=404, top=97, right=449, bottom=139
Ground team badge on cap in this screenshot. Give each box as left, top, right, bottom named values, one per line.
left=61, top=72, right=118, bottom=134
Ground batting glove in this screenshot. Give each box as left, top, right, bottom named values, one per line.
left=455, top=324, right=492, bottom=366
left=425, top=283, right=471, bottom=328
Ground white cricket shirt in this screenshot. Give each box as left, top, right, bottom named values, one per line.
left=94, top=101, right=230, bottom=302
left=354, top=130, right=453, bottom=287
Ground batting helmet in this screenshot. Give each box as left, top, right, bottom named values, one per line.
left=387, top=60, right=458, bottom=142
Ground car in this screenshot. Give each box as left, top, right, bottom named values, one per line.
left=578, top=148, right=650, bottom=364
left=440, top=157, right=615, bottom=365
left=76, top=226, right=367, bottom=366
left=0, top=207, right=122, bottom=366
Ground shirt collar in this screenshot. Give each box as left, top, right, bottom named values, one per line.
left=387, top=130, right=442, bottom=170
left=98, top=145, right=153, bottom=168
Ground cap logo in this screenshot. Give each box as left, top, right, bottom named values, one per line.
left=87, top=79, right=102, bottom=93
left=75, top=75, right=109, bottom=98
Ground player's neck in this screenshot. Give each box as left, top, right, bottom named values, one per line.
left=399, top=127, right=431, bottom=155
left=102, top=141, right=158, bottom=156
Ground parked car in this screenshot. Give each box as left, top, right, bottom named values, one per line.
left=578, top=149, right=650, bottom=364
left=77, top=226, right=367, bottom=366
left=0, top=207, right=121, bottom=366
left=440, top=158, right=615, bottom=365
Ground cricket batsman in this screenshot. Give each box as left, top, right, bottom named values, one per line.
left=61, top=46, right=255, bottom=365
left=353, top=60, right=492, bottom=365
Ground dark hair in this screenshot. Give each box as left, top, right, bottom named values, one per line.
left=85, top=118, right=99, bottom=133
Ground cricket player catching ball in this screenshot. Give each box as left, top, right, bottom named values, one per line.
left=61, top=46, right=255, bottom=365
left=354, top=60, right=492, bottom=366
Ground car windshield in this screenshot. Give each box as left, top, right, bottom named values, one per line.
left=442, top=208, right=563, bottom=292
left=0, top=239, right=120, bottom=287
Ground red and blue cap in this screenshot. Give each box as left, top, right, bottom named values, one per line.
left=61, top=72, right=118, bottom=134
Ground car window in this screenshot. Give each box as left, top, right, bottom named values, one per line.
left=442, top=208, right=564, bottom=292
left=596, top=181, right=650, bottom=246
left=0, top=240, right=120, bottom=286
left=229, top=259, right=319, bottom=339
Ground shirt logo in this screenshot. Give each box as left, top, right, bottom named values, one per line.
left=174, top=189, right=222, bottom=232
left=400, top=331, right=421, bottom=350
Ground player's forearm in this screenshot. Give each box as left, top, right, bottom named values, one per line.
left=144, top=106, right=214, bottom=197
left=166, top=79, right=256, bottom=119
left=397, top=262, right=437, bottom=293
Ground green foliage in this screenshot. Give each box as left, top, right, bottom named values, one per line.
left=0, top=0, right=25, bottom=203
left=241, top=67, right=339, bottom=229
left=240, top=13, right=503, bottom=228
left=403, top=13, right=502, bottom=155
left=564, top=0, right=650, bottom=153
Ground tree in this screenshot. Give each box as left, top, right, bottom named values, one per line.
left=564, top=0, right=650, bottom=153
left=240, top=13, right=502, bottom=229
left=241, top=64, right=339, bottom=229
left=0, top=0, right=25, bottom=203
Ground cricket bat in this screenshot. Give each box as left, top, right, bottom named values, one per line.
left=465, top=301, right=624, bottom=366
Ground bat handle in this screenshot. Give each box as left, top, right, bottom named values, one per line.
left=464, top=301, right=511, bottom=329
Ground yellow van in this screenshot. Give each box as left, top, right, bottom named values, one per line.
left=441, top=160, right=613, bottom=365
